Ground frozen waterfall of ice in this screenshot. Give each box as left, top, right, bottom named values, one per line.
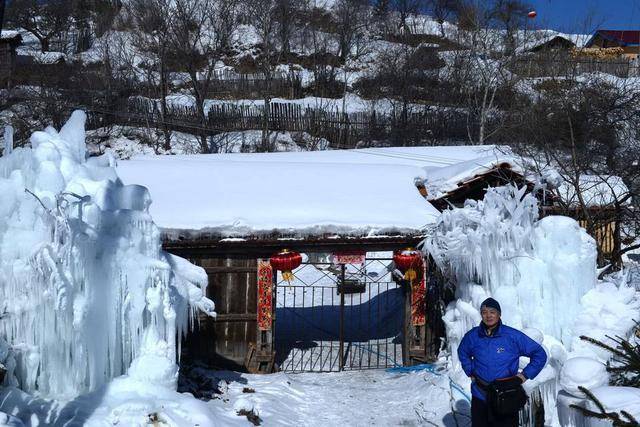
left=0, top=111, right=215, bottom=399
left=424, top=185, right=639, bottom=425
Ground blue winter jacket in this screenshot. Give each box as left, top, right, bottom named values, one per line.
left=457, top=321, right=547, bottom=401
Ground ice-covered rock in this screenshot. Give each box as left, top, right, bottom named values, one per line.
left=587, top=386, right=640, bottom=422
left=559, top=357, right=608, bottom=397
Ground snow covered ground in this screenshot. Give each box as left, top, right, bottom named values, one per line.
left=185, top=366, right=471, bottom=427
left=0, top=363, right=471, bottom=426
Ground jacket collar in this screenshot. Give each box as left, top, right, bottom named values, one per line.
left=478, top=320, right=502, bottom=338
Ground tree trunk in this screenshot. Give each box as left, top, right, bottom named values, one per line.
left=40, top=37, right=50, bottom=53
left=262, top=94, right=271, bottom=152
left=193, top=80, right=209, bottom=154
left=612, top=206, right=623, bottom=268
left=159, top=60, right=171, bottom=152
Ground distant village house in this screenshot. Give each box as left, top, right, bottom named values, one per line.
left=585, top=30, right=640, bottom=59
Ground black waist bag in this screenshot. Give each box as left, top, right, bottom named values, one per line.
left=486, top=377, right=528, bottom=416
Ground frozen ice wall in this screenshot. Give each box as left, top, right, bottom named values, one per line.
left=0, top=111, right=215, bottom=398
left=426, top=185, right=597, bottom=344
left=425, top=185, right=639, bottom=425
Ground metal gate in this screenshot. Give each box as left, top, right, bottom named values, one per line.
left=274, top=254, right=404, bottom=372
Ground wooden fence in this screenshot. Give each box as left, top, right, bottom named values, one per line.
left=204, top=69, right=303, bottom=99
left=86, top=97, right=480, bottom=149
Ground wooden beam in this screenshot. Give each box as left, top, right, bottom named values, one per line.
left=163, top=235, right=425, bottom=257
left=203, top=266, right=258, bottom=274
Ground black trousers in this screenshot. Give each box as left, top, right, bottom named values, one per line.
left=471, top=396, right=519, bottom=427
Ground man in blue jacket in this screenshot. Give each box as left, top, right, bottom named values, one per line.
left=457, top=297, right=547, bottom=427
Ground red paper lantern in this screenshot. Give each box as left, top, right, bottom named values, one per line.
left=270, top=249, right=302, bottom=282
left=527, top=10, right=537, bottom=18
left=393, top=248, right=422, bottom=282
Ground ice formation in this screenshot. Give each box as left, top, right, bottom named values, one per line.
left=425, top=185, right=639, bottom=425
left=0, top=111, right=215, bottom=398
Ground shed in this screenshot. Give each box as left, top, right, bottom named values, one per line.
left=117, top=147, right=474, bottom=372
left=419, top=155, right=629, bottom=263
left=117, top=146, right=626, bottom=372
left=520, top=34, right=578, bottom=54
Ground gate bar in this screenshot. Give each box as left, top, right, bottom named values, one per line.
left=338, top=264, right=345, bottom=371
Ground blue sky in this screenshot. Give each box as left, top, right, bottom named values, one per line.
left=526, top=0, right=640, bottom=34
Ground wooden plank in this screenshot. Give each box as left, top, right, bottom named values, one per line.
left=215, top=313, right=258, bottom=321
left=203, top=266, right=255, bottom=274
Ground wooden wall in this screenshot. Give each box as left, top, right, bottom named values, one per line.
left=183, top=256, right=258, bottom=370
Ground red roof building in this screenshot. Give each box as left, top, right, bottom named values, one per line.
left=586, top=30, right=640, bottom=58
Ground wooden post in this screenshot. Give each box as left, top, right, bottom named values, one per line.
left=405, top=258, right=429, bottom=365
left=246, top=259, right=276, bottom=373
left=402, top=279, right=410, bottom=366
left=338, top=264, right=345, bottom=371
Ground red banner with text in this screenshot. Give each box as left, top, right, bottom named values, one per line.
left=411, top=259, right=427, bottom=326
left=257, top=260, right=273, bottom=331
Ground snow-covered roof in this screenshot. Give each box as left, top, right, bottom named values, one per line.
left=516, top=31, right=589, bottom=54
left=423, top=155, right=523, bottom=200
left=0, top=30, right=21, bottom=41
left=558, top=175, right=630, bottom=207
left=17, top=49, right=66, bottom=64
left=116, top=146, right=506, bottom=237
left=587, top=30, right=640, bottom=47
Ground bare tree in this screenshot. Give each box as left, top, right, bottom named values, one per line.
left=389, top=0, right=424, bottom=35
left=169, top=0, right=229, bottom=153
left=509, top=76, right=640, bottom=266
left=273, top=0, right=299, bottom=56
left=127, top=0, right=174, bottom=151
left=444, top=0, right=536, bottom=144
left=213, top=0, right=238, bottom=52
left=490, top=0, right=531, bottom=54
left=7, top=0, right=72, bottom=52
left=332, top=0, right=370, bottom=63
left=244, top=0, right=281, bottom=151
left=427, top=0, right=457, bottom=37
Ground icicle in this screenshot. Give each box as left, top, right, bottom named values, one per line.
left=3, top=126, right=13, bottom=156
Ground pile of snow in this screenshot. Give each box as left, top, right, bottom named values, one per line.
left=86, top=125, right=203, bottom=159
left=425, top=185, right=639, bottom=425
left=0, top=112, right=214, bottom=404
left=559, top=358, right=609, bottom=396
